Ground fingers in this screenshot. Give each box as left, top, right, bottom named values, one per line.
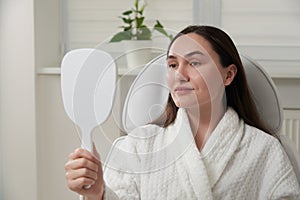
left=65, top=148, right=101, bottom=187
left=68, top=148, right=100, bottom=163
left=65, top=157, right=98, bottom=173
left=65, top=148, right=101, bottom=181
left=66, top=176, right=96, bottom=193
left=66, top=167, right=98, bottom=181
left=65, top=147, right=104, bottom=198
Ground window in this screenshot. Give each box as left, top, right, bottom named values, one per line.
left=64, top=0, right=193, bottom=51
left=63, top=0, right=300, bottom=77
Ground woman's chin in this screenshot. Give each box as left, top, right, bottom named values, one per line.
left=175, top=100, right=200, bottom=109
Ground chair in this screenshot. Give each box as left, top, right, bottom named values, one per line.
left=121, top=53, right=300, bottom=183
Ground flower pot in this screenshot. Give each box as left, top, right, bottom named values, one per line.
left=122, top=40, right=157, bottom=69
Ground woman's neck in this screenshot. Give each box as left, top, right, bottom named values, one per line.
left=186, top=101, right=226, bottom=151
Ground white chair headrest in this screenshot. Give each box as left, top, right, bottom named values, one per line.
left=241, top=55, right=283, bottom=133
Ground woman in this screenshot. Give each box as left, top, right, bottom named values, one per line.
left=65, top=25, right=300, bottom=199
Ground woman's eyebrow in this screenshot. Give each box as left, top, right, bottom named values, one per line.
left=167, top=51, right=205, bottom=60
left=184, top=50, right=205, bottom=58
left=167, top=55, right=177, bottom=60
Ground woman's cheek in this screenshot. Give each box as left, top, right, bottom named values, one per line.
left=166, top=71, right=174, bottom=90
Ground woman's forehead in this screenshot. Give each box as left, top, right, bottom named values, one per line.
left=168, top=33, right=212, bottom=57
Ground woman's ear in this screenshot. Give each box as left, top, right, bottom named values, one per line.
left=224, top=64, right=237, bottom=86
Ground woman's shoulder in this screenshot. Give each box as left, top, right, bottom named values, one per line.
left=242, top=124, right=285, bottom=158
left=232, top=124, right=300, bottom=196
left=241, top=124, right=295, bottom=178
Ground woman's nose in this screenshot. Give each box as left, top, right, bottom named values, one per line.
left=175, top=63, right=189, bottom=81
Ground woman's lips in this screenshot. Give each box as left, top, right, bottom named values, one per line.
left=174, top=87, right=194, bottom=95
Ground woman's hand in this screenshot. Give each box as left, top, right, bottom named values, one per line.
left=65, top=147, right=104, bottom=200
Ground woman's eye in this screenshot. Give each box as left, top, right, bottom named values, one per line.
left=190, top=61, right=201, bottom=67
left=168, top=63, right=177, bottom=68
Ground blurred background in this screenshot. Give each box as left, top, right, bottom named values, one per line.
left=0, top=0, right=300, bottom=199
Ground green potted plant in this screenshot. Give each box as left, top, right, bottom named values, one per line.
left=110, top=0, right=173, bottom=68
left=110, top=0, right=173, bottom=42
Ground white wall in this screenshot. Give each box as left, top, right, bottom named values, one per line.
left=221, top=0, right=300, bottom=82
left=33, top=0, right=81, bottom=199
left=0, top=0, right=37, bottom=199
left=36, top=75, right=80, bottom=200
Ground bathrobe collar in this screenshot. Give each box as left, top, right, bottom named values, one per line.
left=172, top=107, right=245, bottom=188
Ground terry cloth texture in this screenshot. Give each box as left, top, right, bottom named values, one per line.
left=103, top=108, right=300, bottom=200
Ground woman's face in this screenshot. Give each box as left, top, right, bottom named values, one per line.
left=167, top=33, right=228, bottom=109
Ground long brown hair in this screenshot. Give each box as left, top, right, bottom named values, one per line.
left=157, top=25, right=276, bottom=138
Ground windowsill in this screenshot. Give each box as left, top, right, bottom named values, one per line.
left=36, top=66, right=300, bottom=79
left=36, top=66, right=143, bottom=76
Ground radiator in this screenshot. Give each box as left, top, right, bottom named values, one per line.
left=281, top=109, right=300, bottom=154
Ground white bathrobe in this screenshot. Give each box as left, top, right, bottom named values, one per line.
left=103, top=108, right=300, bottom=199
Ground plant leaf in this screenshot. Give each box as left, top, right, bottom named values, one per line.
left=122, top=10, right=132, bottom=16
left=124, top=26, right=132, bottom=31
left=121, top=17, right=133, bottom=24
left=134, top=0, right=138, bottom=10
left=140, top=4, right=146, bottom=14
left=110, top=31, right=132, bottom=42
left=136, top=26, right=151, bottom=40
left=136, top=17, right=145, bottom=28
left=153, top=20, right=173, bottom=40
